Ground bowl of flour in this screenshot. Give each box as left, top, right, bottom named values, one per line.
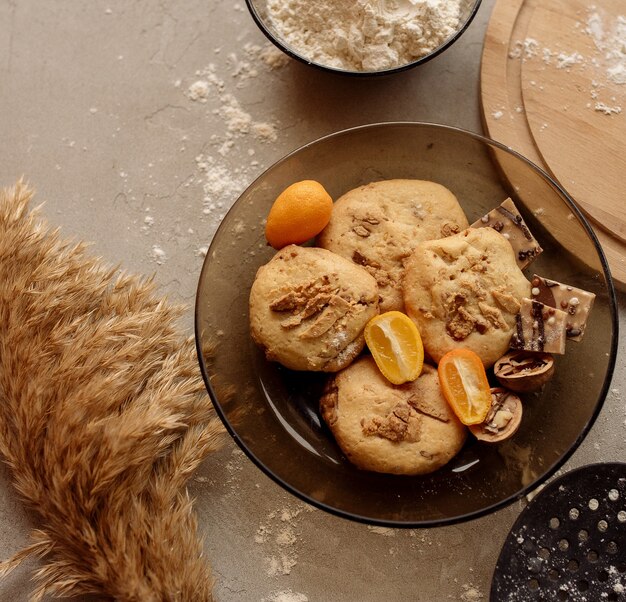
left=245, top=0, right=482, bottom=75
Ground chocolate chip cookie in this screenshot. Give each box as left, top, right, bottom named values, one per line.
left=249, top=245, right=379, bottom=372
left=403, top=227, right=531, bottom=368
left=317, top=179, right=469, bottom=312
left=320, top=358, right=467, bottom=475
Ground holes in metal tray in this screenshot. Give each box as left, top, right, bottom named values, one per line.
left=494, top=465, right=626, bottom=602
left=548, top=568, right=560, bottom=581
left=577, top=578, right=590, bottom=592
left=528, top=577, right=540, bottom=591
left=538, top=547, right=551, bottom=561
left=549, top=516, right=561, bottom=529
left=587, top=549, right=599, bottom=563
left=606, top=540, right=619, bottom=555
left=566, top=559, right=579, bottom=572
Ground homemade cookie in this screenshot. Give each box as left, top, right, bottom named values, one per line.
left=249, top=245, right=379, bottom=372
left=403, top=227, right=531, bottom=367
left=317, top=179, right=469, bottom=312
left=320, top=358, right=467, bottom=475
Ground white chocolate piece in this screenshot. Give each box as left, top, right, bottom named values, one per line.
left=510, top=298, right=567, bottom=354
left=530, top=274, right=595, bottom=342
left=471, top=198, right=542, bottom=269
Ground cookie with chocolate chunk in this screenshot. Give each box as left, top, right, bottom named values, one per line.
left=403, top=227, right=531, bottom=368
left=249, top=245, right=379, bottom=372
left=320, top=358, right=466, bottom=475
left=317, top=179, right=469, bottom=312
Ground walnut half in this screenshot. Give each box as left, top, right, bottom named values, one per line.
left=494, top=351, right=555, bottom=393
left=468, top=387, right=522, bottom=443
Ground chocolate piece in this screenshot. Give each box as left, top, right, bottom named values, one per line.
left=530, top=274, right=595, bottom=342
left=510, top=298, right=567, bottom=354
left=471, top=198, right=542, bottom=269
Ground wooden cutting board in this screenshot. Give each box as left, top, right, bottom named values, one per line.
left=522, top=0, right=626, bottom=242
left=480, top=0, right=626, bottom=289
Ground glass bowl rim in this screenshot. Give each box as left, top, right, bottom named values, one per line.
left=195, top=121, right=619, bottom=528
left=243, top=0, right=484, bottom=77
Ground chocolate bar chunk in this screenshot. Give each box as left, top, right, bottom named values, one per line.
left=472, top=198, right=542, bottom=269
left=531, top=275, right=595, bottom=342
left=510, top=298, right=567, bottom=354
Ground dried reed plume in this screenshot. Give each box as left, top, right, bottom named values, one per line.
left=0, top=181, right=225, bottom=601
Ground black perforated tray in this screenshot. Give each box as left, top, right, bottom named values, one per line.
left=491, top=463, right=626, bottom=601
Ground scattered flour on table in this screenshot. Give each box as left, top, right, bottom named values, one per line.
left=150, top=245, right=167, bottom=265
left=262, top=590, right=309, bottom=602
left=266, top=0, right=462, bottom=71
left=367, top=525, right=397, bottom=536
left=103, top=5, right=288, bottom=266
left=258, top=44, right=291, bottom=69
left=227, top=43, right=290, bottom=83
left=178, top=39, right=286, bottom=252
left=254, top=504, right=314, bottom=577
left=194, top=154, right=247, bottom=220
left=460, top=583, right=485, bottom=601
left=187, top=79, right=211, bottom=102
left=141, top=212, right=154, bottom=234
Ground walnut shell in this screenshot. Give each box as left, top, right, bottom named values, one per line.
left=469, top=387, right=522, bottom=443
left=494, top=351, right=555, bottom=393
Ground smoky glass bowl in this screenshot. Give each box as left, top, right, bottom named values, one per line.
left=244, top=0, right=483, bottom=76
left=195, top=122, right=618, bottom=527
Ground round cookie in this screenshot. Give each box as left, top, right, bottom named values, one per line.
left=320, top=358, right=467, bottom=475
left=317, top=179, right=469, bottom=312
left=403, top=227, right=531, bottom=368
left=249, top=245, right=379, bottom=372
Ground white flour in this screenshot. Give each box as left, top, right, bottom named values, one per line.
left=267, top=0, right=462, bottom=71
left=460, top=583, right=485, bottom=601
left=508, top=7, right=626, bottom=116
left=586, top=10, right=626, bottom=86
left=263, top=590, right=308, bottom=602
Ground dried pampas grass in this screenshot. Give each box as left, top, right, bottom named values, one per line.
left=0, top=181, right=225, bottom=601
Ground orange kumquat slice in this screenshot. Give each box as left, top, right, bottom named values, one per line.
left=364, top=311, right=424, bottom=385
left=437, top=348, right=492, bottom=425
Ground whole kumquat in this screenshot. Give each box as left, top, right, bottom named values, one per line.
left=437, top=348, right=492, bottom=425
left=364, top=311, right=424, bottom=385
left=265, top=180, right=333, bottom=249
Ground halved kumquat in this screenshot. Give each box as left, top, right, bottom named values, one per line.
left=437, top=348, right=492, bottom=425
left=364, top=311, right=424, bottom=385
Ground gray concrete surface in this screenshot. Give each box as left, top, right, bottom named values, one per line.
left=0, top=1, right=624, bottom=600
